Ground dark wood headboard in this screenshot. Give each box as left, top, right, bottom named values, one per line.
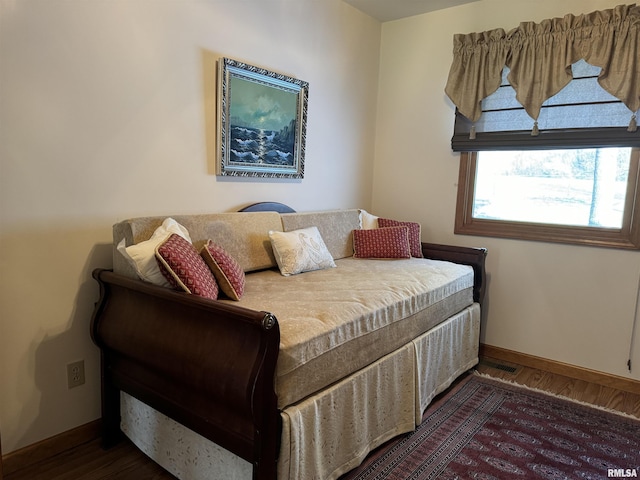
left=239, top=202, right=296, bottom=213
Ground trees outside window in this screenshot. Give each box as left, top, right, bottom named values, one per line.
left=455, top=148, right=640, bottom=249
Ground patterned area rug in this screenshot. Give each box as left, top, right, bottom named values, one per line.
left=341, top=373, right=640, bottom=480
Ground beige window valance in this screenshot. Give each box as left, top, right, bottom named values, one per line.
left=445, top=4, right=640, bottom=132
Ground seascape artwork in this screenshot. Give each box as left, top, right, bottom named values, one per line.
left=217, top=57, right=308, bottom=178
left=229, top=77, right=298, bottom=167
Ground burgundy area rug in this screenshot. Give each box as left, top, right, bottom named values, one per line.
left=340, top=373, right=640, bottom=480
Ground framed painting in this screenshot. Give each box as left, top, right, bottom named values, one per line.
left=217, top=57, right=309, bottom=179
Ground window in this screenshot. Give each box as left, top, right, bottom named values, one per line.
left=452, top=60, right=640, bottom=249
left=444, top=7, right=640, bottom=249
left=455, top=148, right=640, bottom=249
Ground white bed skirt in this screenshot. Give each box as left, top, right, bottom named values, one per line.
left=121, top=303, right=480, bottom=480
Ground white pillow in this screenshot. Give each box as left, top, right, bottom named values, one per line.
left=269, top=226, right=336, bottom=276
left=117, top=218, right=192, bottom=286
left=359, top=209, right=379, bottom=229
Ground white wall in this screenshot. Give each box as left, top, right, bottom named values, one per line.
left=0, top=0, right=381, bottom=453
left=373, top=0, right=640, bottom=380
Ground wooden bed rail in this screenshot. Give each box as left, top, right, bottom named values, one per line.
left=90, top=268, right=281, bottom=480
left=422, top=242, right=488, bottom=305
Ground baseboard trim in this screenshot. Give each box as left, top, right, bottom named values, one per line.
left=480, top=344, right=640, bottom=396
left=2, top=420, right=101, bottom=476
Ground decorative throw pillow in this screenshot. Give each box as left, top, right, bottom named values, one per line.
left=117, top=218, right=192, bottom=287
left=268, top=226, right=336, bottom=276
left=359, top=209, right=379, bottom=229
left=201, top=240, right=245, bottom=301
left=155, top=234, right=219, bottom=300
left=352, top=226, right=411, bottom=259
left=378, top=218, right=423, bottom=258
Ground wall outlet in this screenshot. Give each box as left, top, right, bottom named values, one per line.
left=67, top=360, right=85, bottom=389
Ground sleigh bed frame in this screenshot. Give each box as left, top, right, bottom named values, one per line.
left=90, top=204, right=487, bottom=480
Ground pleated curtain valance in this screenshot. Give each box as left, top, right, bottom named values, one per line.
left=445, top=3, right=640, bottom=147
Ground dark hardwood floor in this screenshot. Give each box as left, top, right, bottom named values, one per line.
left=4, top=437, right=175, bottom=480
left=5, top=357, right=640, bottom=480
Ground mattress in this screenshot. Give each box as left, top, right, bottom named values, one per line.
left=220, top=256, right=474, bottom=407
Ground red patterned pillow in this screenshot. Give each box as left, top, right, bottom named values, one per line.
left=201, top=240, right=245, bottom=301
left=378, top=218, right=424, bottom=258
left=155, top=234, right=219, bottom=300
left=352, top=226, right=411, bottom=259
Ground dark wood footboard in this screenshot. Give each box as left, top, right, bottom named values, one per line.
left=422, top=243, right=488, bottom=304
left=90, top=268, right=281, bottom=480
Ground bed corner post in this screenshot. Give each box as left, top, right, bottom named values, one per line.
left=253, top=312, right=281, bottom=480
left=99, top=352, right=124, bottom=448
left=90, top=268, right=123, bottom=448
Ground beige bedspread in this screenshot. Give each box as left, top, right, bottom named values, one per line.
left=221, top=256, right=474, bottom=408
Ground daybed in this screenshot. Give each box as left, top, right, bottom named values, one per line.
left=90, top=204, right=487, bottom=480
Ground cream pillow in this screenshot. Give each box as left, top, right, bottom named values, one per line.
left=117, top=218, right=192, bottom=287
left=269, top=226, right=336, bottom=276
left=359, top=209, right=379, bottom=229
